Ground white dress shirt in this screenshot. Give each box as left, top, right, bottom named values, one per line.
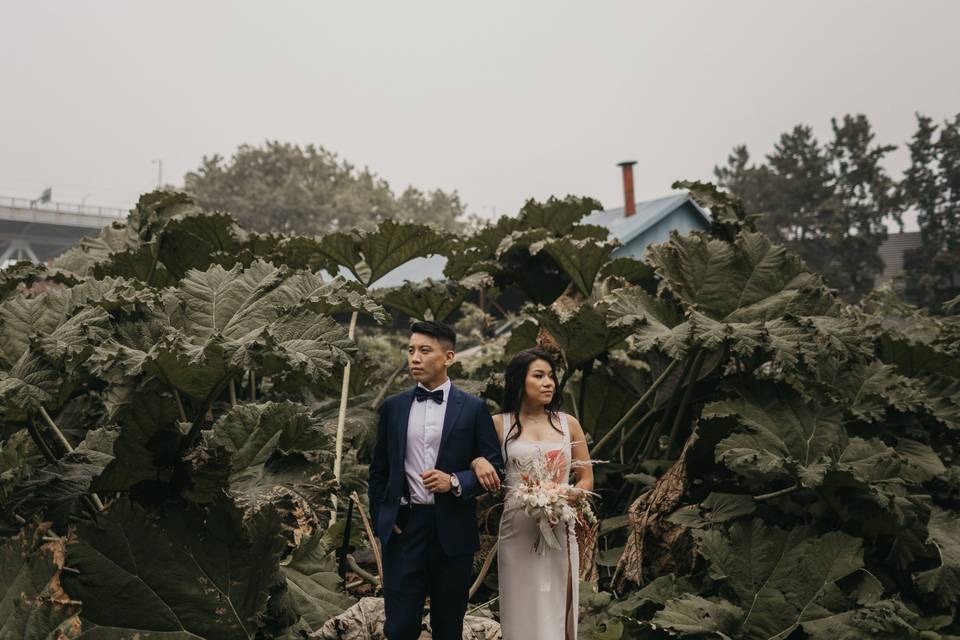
left=405, top=378, right=452, bottom=504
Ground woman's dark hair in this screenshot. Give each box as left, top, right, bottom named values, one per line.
left=410, top=320, right=457, bottom=350
left=501, top=348, right=563, bottom=464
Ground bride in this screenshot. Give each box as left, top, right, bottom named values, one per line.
left=472, top=348, right=594, bottom=640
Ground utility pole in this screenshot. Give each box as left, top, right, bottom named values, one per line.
left=152, top=159, right=163, bottom=188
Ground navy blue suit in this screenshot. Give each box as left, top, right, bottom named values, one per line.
left=368, top=383, right=503, bottom=640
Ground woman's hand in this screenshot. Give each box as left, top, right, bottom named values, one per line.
left=471, top=457, right=501, bottom=492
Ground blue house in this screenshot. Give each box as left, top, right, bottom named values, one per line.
left=580, top=192, right=711, bottom=260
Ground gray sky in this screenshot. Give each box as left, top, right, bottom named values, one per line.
left=2, top=1, right=958, bottom=229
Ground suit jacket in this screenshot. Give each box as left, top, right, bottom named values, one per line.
left=367, top=383, right=503, bottom=556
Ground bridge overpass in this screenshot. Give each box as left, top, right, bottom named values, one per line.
left=0, top=196, right=128, bottom=266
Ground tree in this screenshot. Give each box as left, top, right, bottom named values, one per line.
left=183, top=141, right=466, bottom=234
left=715, top=115, right=900, bottom=301
left=823, top=114, right=901, bottom=299
left=901, top=113, right=960, bottom=313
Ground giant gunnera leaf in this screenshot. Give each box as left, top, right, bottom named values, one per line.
left=912, top=507, right=960, bottom=608
left=669, top=519, right=863, bottom=640
left=709, top=384, right=844, bottom=489
left=63, top=498, right=287, bottom=639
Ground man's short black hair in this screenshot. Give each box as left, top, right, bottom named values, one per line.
left=410, top=320, right=457, bottom=351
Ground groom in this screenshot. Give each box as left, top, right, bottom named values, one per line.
left=368, top=320, right=504, bottom=640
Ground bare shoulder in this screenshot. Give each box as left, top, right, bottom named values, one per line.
left=561, top=412, right=585, bottom=435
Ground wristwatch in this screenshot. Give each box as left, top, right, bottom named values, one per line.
left=449, top=473, right=461, bottom=496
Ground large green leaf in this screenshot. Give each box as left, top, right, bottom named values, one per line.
left=673, top=179, right=752, bottom=239
left=517, top=195, right=604, bottom=235
left=647, top=230, right=836, bottom=322
left=379, top=278, right=468, bottom=322
left=839, top=361, right=928, bottom=422
left=170, top=261, right=286, bottom=342
left=209, top=403, right=327, bottom=469
left=534, top=300, right=633, bottom=370
left=281, top=272, right=386, bottom=322
left=800, top=598, right=925, bottom=639
left=695, top=519, right=863, bottom=640
left=530, top=236, right=617, bottom=297
left=709, top=385, right=845, bottom=488
left=279, top=531, right=355, bottom=631
left=63, top=498, right=287, bottom=640
left=197, top=403, right=336, bottom=522
left=8, top=428, right=117, bottom=522
left=913, top=507, right=960, bottom=608
left=651, top=594, right=742, bottom=639
left=317, top=219, right=449, bottom=287
left=95, top=388, right=182, bottom=492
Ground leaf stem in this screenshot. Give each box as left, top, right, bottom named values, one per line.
left=591, top=358, right=681, bottom=457
left=372, top=359, right=406, bottom=410
left=753, top=484, right=800, bottom=501
left=173, top=389, right=187, bottom=423
left=346, top=554, right=379, bottom=586
left=667, top=349, right=707, bottom=458
left=38, top=406, right=73, bottom=454
left=350, top=490, right=383, bottom=586
left=248, top=370, right=256, bottom=402
left=35, top=407, right=105, bottom=511
left=332, top=311, right=360, bottom=524
left=469, top=541, right=499, bottom=598
left=228, top=379, right=237, bottom=406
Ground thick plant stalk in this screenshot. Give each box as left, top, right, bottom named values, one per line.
left=37, top=407, right=105, bottom=511
left=640, top=353, right=699, bottom=460
left=590, top=359, right=681, bottom=457
left=346, top=554, right=379, bottom=586
left=228, top=378, right=237, bottom=406
left=173, top=389, right=187, bottom=423
left=754, top=484, right=800, bottom=501
left=331, top=311, right=359, bottom=524
left=469, top=541, right=499, bottom=598
left=666, top=349, right=707, bottom=458
left=248, top=370, right=256, bottom=402
left=350, top=490, right=383, bottom=586
left=372, top=358, right=407, bottom=410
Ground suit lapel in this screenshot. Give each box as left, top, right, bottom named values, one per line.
left=396, top=388, right=415, bottom=466
left=438, top=384, right=465, bottom=456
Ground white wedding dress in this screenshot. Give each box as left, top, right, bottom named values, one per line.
left=497, top=412, right=578, bottom=640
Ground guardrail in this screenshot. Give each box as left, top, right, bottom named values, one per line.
left=0, top=196, right=129, bottom=219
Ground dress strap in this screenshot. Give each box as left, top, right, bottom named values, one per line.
left=557, top=412, right=570, bottom=443
left=501, top=412, right=512, bottom=457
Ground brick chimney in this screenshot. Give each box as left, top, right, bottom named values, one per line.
left=618, top=161, right=637, bottom=217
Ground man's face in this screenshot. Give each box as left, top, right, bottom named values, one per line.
left=408, top=332, right=454, bottom=388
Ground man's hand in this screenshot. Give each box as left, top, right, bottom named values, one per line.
left=471, top=457, right=501, bottom=492
left=421, top=469, right=452, bottom=493
left=393, top=525, right=402, bottom=534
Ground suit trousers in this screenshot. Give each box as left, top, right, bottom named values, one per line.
left=382, top=505, right=474, bottom=640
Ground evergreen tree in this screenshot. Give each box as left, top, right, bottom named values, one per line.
left=901, top=113, right=960, bottom=312
left=715, top=115, right=899, bottom=301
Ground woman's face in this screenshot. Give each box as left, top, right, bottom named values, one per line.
left=523, top=358, right=556, bottom=406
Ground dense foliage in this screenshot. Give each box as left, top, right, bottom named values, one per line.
left=1, top=184, right=958, bottom=639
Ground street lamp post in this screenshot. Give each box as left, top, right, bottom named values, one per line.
left=152, top=159, right=163, bottom=188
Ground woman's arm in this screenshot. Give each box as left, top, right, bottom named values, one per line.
left=567, top=414, right=594, bottom=492
left=471, top=414, right=504, bottom=491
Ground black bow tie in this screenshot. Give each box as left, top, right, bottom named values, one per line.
left=415, top=387, right=444, bottom=404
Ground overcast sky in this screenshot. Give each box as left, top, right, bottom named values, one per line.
left=2, top=1, right=958, bottom=228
